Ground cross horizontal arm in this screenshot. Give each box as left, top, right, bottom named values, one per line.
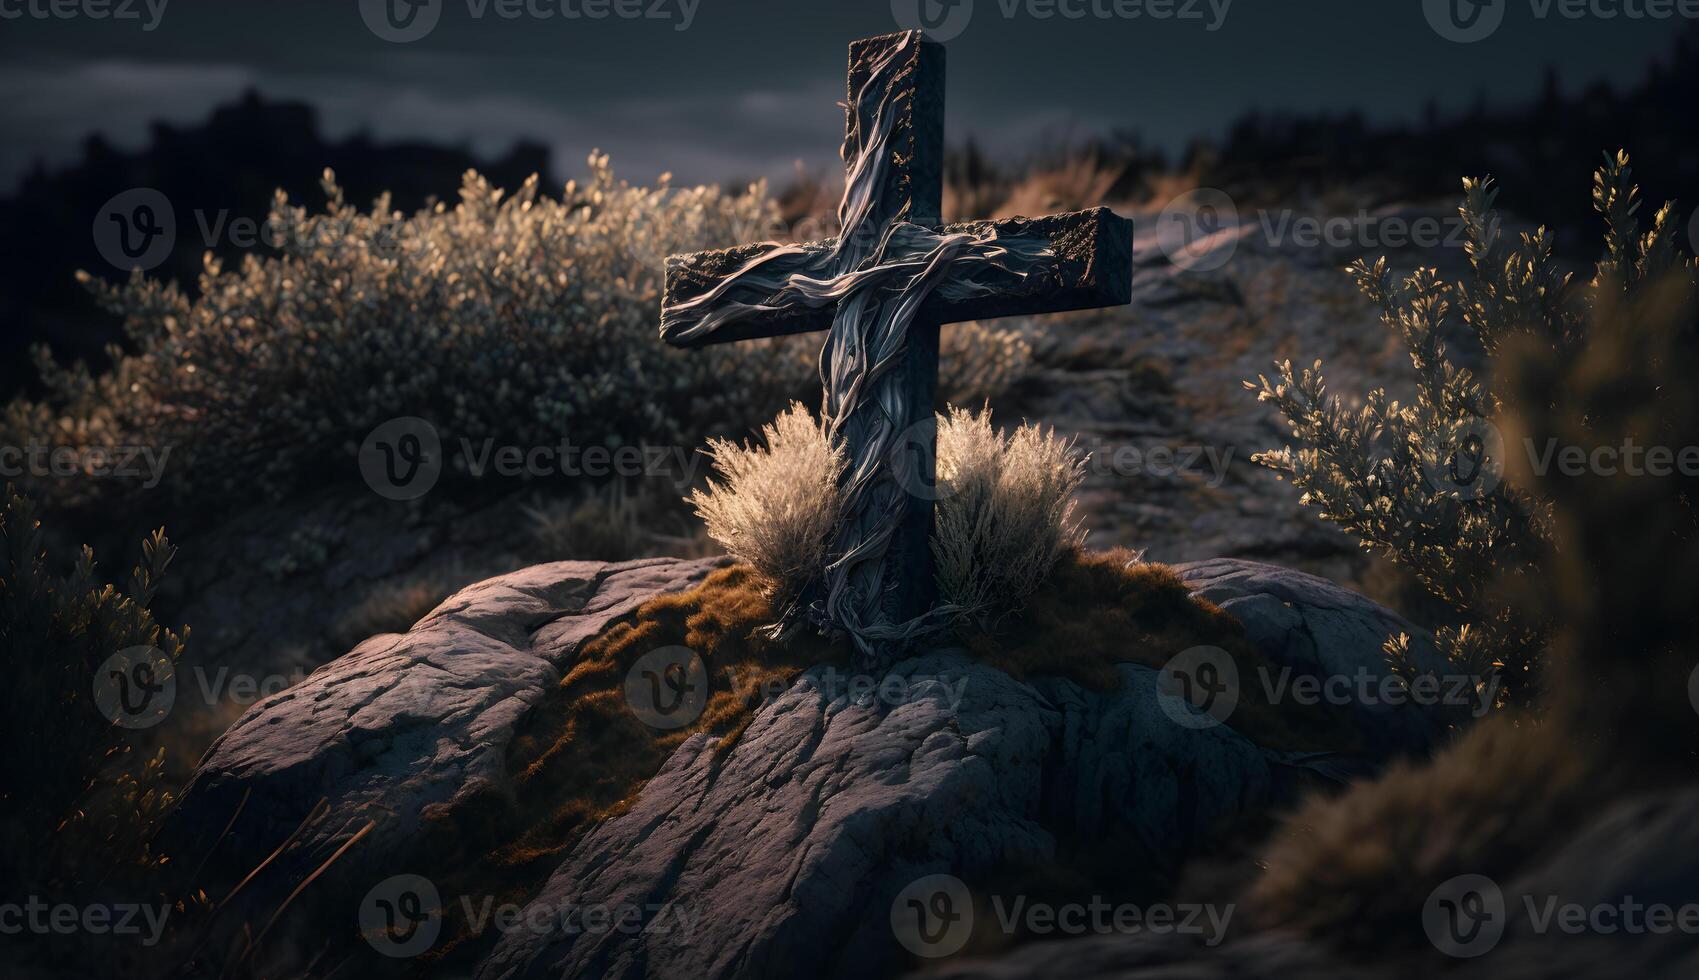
left=660, top=206, right=1132, bottom=349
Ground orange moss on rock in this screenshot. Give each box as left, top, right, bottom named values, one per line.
left=420, top=551, right=1364, bottom=968
left=962, top=547, right=1365, bottom=753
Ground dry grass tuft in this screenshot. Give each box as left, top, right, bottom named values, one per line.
left=688, top=403, right=845, bottom=605
left=329, top=572, right=455, bottom=651
left=935, top=405, right=1087, bottom=628
left=1244, top=714, right=1604, bottom=951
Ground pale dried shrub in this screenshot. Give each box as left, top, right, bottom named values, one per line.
left=523, top=484, right=650, bottom=562
left=330, top=571, right=456, bottom=651
left=994, top=151, right=1129, bottom=220
left=1246, top=715, right=1599, bottom=951
left=689, top=402, right=845, bottom=603
left=690, top=403, right=1087, bottom=625
left=933, top=405, right=1088, bottom=627
left=5, top=154, right=815, bottom=508
left=5, top=153, right=1041, bottom=517
left=940, top=320, right=1035, bottom=406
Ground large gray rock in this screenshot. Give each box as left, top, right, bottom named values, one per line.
left=476, top=653, right=1276, bottom=980
left=476, top=558, right=1446, bottom=980
left=160, top=556, right=727, bottom=953
left=161, top=554, right=1439, bottom=979
left=1175, top=557, right=1454, bottom=753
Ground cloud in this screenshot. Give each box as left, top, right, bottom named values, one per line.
left=0, top=55, right=848, bottom=193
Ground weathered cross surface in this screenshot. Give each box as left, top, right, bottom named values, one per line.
left=661, top=30, right=1131, bottom=666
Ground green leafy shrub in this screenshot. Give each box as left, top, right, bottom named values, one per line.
left=1245, top=225, right=1698, bottom=956
left=1248, top=152, right=1696, bottom=709
left=0, top=485, right=186, bottom=893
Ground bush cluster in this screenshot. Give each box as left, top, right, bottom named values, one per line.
left=5, top=156, right=1035, bottom=517
left=1246, top=164, right=1699, bottom=951
left=1248, top=152, right=1697, bottom=710
left=0, top=486, right=184, bottom=894
left=10, top=156, right=816, bottom=507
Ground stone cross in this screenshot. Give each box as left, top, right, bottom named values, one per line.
left=661, top=30, right=1131, bottom=665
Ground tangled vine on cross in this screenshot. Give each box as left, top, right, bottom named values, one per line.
left=660, top=31, right=1132, bottom=667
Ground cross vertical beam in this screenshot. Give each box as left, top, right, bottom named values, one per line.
left=827, top=33, right=948, bottom=656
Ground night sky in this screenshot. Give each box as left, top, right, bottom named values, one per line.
left=0, top=0, right=1683, bottom=192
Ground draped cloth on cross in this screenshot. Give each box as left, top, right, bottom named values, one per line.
left=662, top=32, right=1133, bottom=666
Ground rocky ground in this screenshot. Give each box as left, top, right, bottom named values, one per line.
left=134, top=197, right=1495, bottom=792
left=158, top=556, right=1449, bottom=979
left=114, top=197, right=1678, bottom=980
left=1012, top=199, right=1500, bottom=582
